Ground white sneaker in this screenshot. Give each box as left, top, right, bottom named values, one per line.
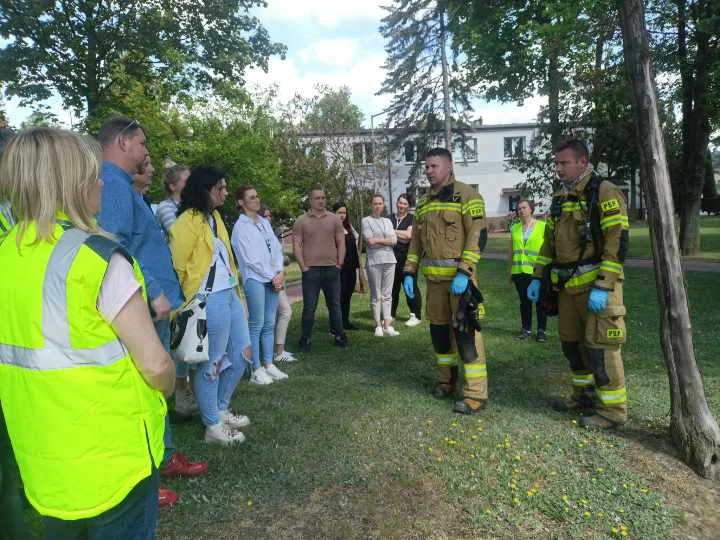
left=405, top=314, right=422, bottom=327
left=384, top=326, right=400, bottom=337
left=204, top=423, right=246, bottom=445
left=174, top=387, right=199, bottom=416
left=220, top=409, right=250, bottom=429
left=264, top=364, right=289, bottom=381
left=274, top=350, right=297, bottom=363
left=249, top=367, right=273, bottom=385
left=374, top=326, right=384, bottom=337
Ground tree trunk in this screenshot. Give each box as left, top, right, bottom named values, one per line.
left=619, top=0, right=720, bottom=479
left=676, top=0, right=713, bottom=256
left=438, top=7, right=452, bottom=151
left=546, top=47, right=561, bottom=148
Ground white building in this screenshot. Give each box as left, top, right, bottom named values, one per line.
left=300, top=122, right=541, bottom=218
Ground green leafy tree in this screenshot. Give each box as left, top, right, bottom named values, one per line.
left=302, top=86, right=364, bottom=133
left=0, top=1, right=285, bottom=122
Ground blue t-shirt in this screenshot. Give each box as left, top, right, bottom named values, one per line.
left=98, top=161, right=184, bottom=309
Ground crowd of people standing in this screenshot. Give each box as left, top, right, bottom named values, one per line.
left=0, top=119, right=630, bottom=539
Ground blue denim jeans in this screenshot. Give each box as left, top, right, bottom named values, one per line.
left=192, top=288, right=250, bottom=427
left=154, top=320, right=175, bottom=465
left=244, top=278, right=279, bottom=369
left=42, top=469, right=159, bottom=540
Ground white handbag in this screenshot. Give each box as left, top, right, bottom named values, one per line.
left=170, top=296, right=209, bottom=364
left=170, top=262, right=217, bottom=364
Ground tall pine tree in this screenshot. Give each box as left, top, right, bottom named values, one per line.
left=378, top=0, right=473, bottom=187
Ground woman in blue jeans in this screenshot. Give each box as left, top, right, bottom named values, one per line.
left=232, top=185, right=288, bottom=385
left=170, top=166, right=252, bottom=445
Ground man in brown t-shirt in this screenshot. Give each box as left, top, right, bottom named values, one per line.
left=293, top=186, right=348, bottom=352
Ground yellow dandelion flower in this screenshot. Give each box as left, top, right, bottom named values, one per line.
left=571, top=419, right=577, bottom=425
left=512, top=497, right=520, bottom=505
left=596, top=467, right=605, bottom=473
left=247, top=499, right=253, bottom=506
left=583, top=511, right=591, bottom=518
left=611, top=527, right=618, bottom=534
left=561, top=495, right=569, bottom=502
left=620, top=531, right=628, bottom=537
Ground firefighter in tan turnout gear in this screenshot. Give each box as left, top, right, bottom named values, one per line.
left=527, top=140, right=630, bottom=429
left=403, top=147, right=489, bottom=414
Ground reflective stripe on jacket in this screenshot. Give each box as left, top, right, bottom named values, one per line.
left=0, top=222, right=166, bottom=520
left=510, top=220, right=546, bottom=275
left=404, top=179, right=486, bottom=281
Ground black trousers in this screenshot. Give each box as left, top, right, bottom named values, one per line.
left=391, top=253, right=422, bottom=319
left=512, top=273, right=547, bottom=332
left=339, top=266, right=357, bottom=324
left=301, top=266, right=344, bottom=340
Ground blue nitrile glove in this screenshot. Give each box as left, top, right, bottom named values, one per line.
left=588, top=288, right=609, bottom=313
left=450, top=272, right=470, bottom=296
left=403, top=275, right=415, bottom=299
left=526, top=279, right=542, bottom=303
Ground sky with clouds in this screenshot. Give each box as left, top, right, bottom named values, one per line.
left=4, top=0, right=543, bottom=128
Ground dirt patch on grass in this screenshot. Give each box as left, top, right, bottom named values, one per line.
left=166, top=475, right=475, bottom=540
left=618, top=425, right=720, bottom=539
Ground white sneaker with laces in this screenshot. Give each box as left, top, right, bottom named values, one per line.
left=249, top=367, right=273, bottom=385
left=264, top=364, right=289, bottom=381
left=274, top=350, right=297, bottom=363
left=374, top=326, right=384, bottom=337
left=384, top=326, right=400, bottom=337
left=204, top=423, right=246, bottom=445
left=174, top=387, right=199, bottom=415
left=220, top=409, right=250, bottom=429
left=405, top=314, right=422, bottom=327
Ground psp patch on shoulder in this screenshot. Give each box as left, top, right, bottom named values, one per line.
left=606, top=328, right=624, bottom=340
left=601, top=199, right=620, bottom=213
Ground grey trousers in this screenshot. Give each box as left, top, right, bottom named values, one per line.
left=366, top=262, right=396, bottom=324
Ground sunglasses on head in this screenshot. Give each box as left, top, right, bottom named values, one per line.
left=117, top=119, right=139, bottom=139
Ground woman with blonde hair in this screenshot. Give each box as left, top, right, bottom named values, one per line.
left=362, top=193, right=398, bottom=337
left=0, top=128, right=174, bottom=537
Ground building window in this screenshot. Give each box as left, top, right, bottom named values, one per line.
left=352, top=142, right=375, bottom=164
left=453, top=138, right=478, bottom=162
left=364, top=142, right=374, bottom=164
left=404, top=141, right=427, bottom=163
left=504, top=136, right=525, bottom=159
left=404, top=141, right=416, bottom=163
left=352, top=143, right=363, bottom=164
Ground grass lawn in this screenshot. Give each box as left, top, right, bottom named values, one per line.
left=153, top=260, right=720, bottom=539
left=486, top=215, right=720, bottom=261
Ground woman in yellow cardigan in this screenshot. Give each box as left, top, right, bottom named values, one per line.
left=169, top=166, right=252, bottom=446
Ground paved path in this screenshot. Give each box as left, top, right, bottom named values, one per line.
left=282, top=253, right=719, bottom=306
left=482, top=251, right=720, bottom=273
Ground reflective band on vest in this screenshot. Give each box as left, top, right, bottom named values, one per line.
left=510, top=221, right=546, bottom=275
left=0, top=222, right=166, bottom=520
left=436, top=353, right=459, bottom=367
left=571, top=371, right=595, bottom=387
left=464, top=363, right=487, bottom=378
left=597, top=387, right=627, bottom=405
left=421, top=257, right=459, bottom=278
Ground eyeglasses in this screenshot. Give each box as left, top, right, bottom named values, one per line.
left=117, top=119, right=139, bottom=139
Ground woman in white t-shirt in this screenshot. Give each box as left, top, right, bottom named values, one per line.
left=169, top=166, right=252, bottom=446
left=361, top=194, right=398, bottom=337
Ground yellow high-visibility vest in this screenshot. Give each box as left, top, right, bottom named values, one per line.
left=0, top=221, right=166, bottom=520
left=510, top=220, right=546, bottom=275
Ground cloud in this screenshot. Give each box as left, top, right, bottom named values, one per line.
left=246, top=50, right=390, bottom=124
left=297, top=38, right=360, bottom=67
left=260, top=0, right=385, bottom=28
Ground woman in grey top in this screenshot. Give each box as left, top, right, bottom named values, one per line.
left=362, top=194, right=398, bottom=337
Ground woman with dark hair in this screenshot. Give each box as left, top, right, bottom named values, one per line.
left=510, top=198, right=547, bottom=341
left=332, top=201, right=361, bottom=330
left=231, top=185, right=288, bottom=385
left=169, top=166, right=252, bottom=445
left=390, top=193, right=422, bottom=326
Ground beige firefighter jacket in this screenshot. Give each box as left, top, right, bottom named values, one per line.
left=404, top=179, right=486, bottom=282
